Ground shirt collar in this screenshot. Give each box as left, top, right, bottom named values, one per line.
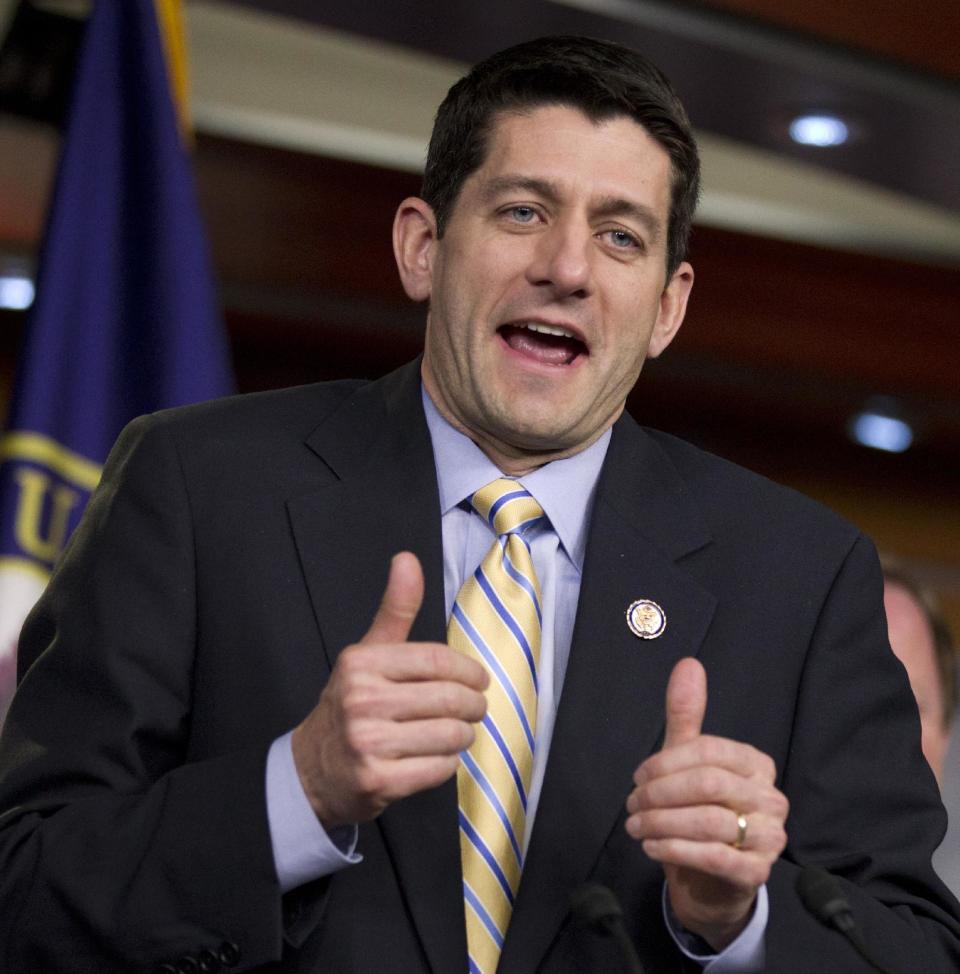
left=422, top=385, right=610, bottom=572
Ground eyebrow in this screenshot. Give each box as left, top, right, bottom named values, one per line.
left=478, top=175, right=663, bottom=242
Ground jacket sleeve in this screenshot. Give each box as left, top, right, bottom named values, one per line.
left=765, top=532, right=960, bottom=973
left=0, top=414, right=287, bottom=973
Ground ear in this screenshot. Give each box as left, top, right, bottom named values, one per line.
left=648, top=261, right=694, bottom=359
left=393, top=197, right=438, bottom=302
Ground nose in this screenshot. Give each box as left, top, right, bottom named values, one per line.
left=525, top=219, right=593, bottom=298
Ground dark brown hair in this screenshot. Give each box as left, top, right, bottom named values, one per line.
left=422, top=36, right=700, bottom=278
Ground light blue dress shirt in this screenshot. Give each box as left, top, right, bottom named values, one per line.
left=264, top=385, right=766, bottom=971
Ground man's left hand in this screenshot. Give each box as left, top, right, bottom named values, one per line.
left=625, top=658, right=789, bottom=951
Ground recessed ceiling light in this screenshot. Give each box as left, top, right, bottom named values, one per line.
left=848, top=410, right=914, bottom=453
left=789, top=114, right=850, bottom=147
left=0, top=274, right=35, bottom=311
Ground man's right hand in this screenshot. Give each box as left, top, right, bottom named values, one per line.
left=291, top=551, right=488, bottom=829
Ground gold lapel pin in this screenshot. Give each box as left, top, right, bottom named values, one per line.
left=625, top=599, right=666, bottom=640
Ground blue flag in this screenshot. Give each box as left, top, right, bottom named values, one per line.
left=0, top=0, right=233, bottom=720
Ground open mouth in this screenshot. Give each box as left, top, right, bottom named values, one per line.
left=498, top=322, right=587, bottom=366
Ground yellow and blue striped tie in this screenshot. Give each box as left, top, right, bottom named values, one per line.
left=450, top=478, right=546, bottom=974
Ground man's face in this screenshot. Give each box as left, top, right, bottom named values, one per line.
left=884, top=581, right=951, bottom=784
left=398, top=105, right=693, bottom=470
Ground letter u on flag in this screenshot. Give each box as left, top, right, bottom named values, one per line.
left=0, top=0, right=233, bottom=724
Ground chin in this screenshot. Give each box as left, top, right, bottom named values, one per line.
left=495, top=416, right=583, bottom=453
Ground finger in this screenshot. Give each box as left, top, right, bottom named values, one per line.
left=627, top=803, right=735, bottom=842
left=361, top=551, right=424, bottom=645
left=635, top=735, right=777, bottom=786
left=377, top=754, right=463, bottom=802
left=662, top=657, right=707, bottom=750
left=630, top=765, right=776, bottom=815
left=343, top=642, right=488, bottom=690
left=626, top=805, right=784, bottom=852
left=353, top=717, right=477, bottom=760
left=386, top=680, right=488, bottom=722
left=641, top=838, right=777, bottom=889
left=343, top=675, right=488, bottom=723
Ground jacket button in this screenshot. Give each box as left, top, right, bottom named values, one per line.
left=177, top=957, right=199, bottom=974
left=198, top=948, right=221, bottom=973
left=217, top=942, right=241, bottom=967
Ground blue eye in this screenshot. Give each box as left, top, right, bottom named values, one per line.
left=509, top=206, right=536, bottom=222
left=609, top=229, right=638, bottom=249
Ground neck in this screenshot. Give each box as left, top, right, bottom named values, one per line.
left=421, top=368, right=615, bottom=477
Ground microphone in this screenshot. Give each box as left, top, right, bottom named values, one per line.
left=796, top=866, right=897, bottom=974
left=570, top=883, right=645, bottom=974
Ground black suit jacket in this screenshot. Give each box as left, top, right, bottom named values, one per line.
left=1, top=360, right=958, bottom=973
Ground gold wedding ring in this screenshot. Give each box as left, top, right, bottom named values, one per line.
left=733, top=812, right=748, bottom=849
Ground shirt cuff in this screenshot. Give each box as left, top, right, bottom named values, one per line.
left=266, top=730, right=362, bottom=893
left=662, top=883, right=767, bottom=973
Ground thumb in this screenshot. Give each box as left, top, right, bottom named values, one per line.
left=662, top=657, right=707, bottom=749
left=361, top=552, right=424, bottom=645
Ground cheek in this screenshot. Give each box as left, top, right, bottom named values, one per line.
left=607, top=313, right=657, bottom=375
left=601, top=280, right=661, bottom=342
left=441, top=257, right=512, bottom=333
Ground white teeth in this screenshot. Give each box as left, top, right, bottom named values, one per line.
left=522, top=322, right=576, bottom=339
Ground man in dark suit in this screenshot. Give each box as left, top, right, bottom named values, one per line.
left=1, top=35, right=958, bottom=974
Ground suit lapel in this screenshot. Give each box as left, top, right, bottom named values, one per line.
left=501, top=417, right=718, bottom=972
left=287, top=361, right=466, bottom=974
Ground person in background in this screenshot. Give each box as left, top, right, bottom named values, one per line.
left=883, top=561, right=958, bottom=785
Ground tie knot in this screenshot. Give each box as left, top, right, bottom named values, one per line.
left=471, top=478, right=545, bottom=538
